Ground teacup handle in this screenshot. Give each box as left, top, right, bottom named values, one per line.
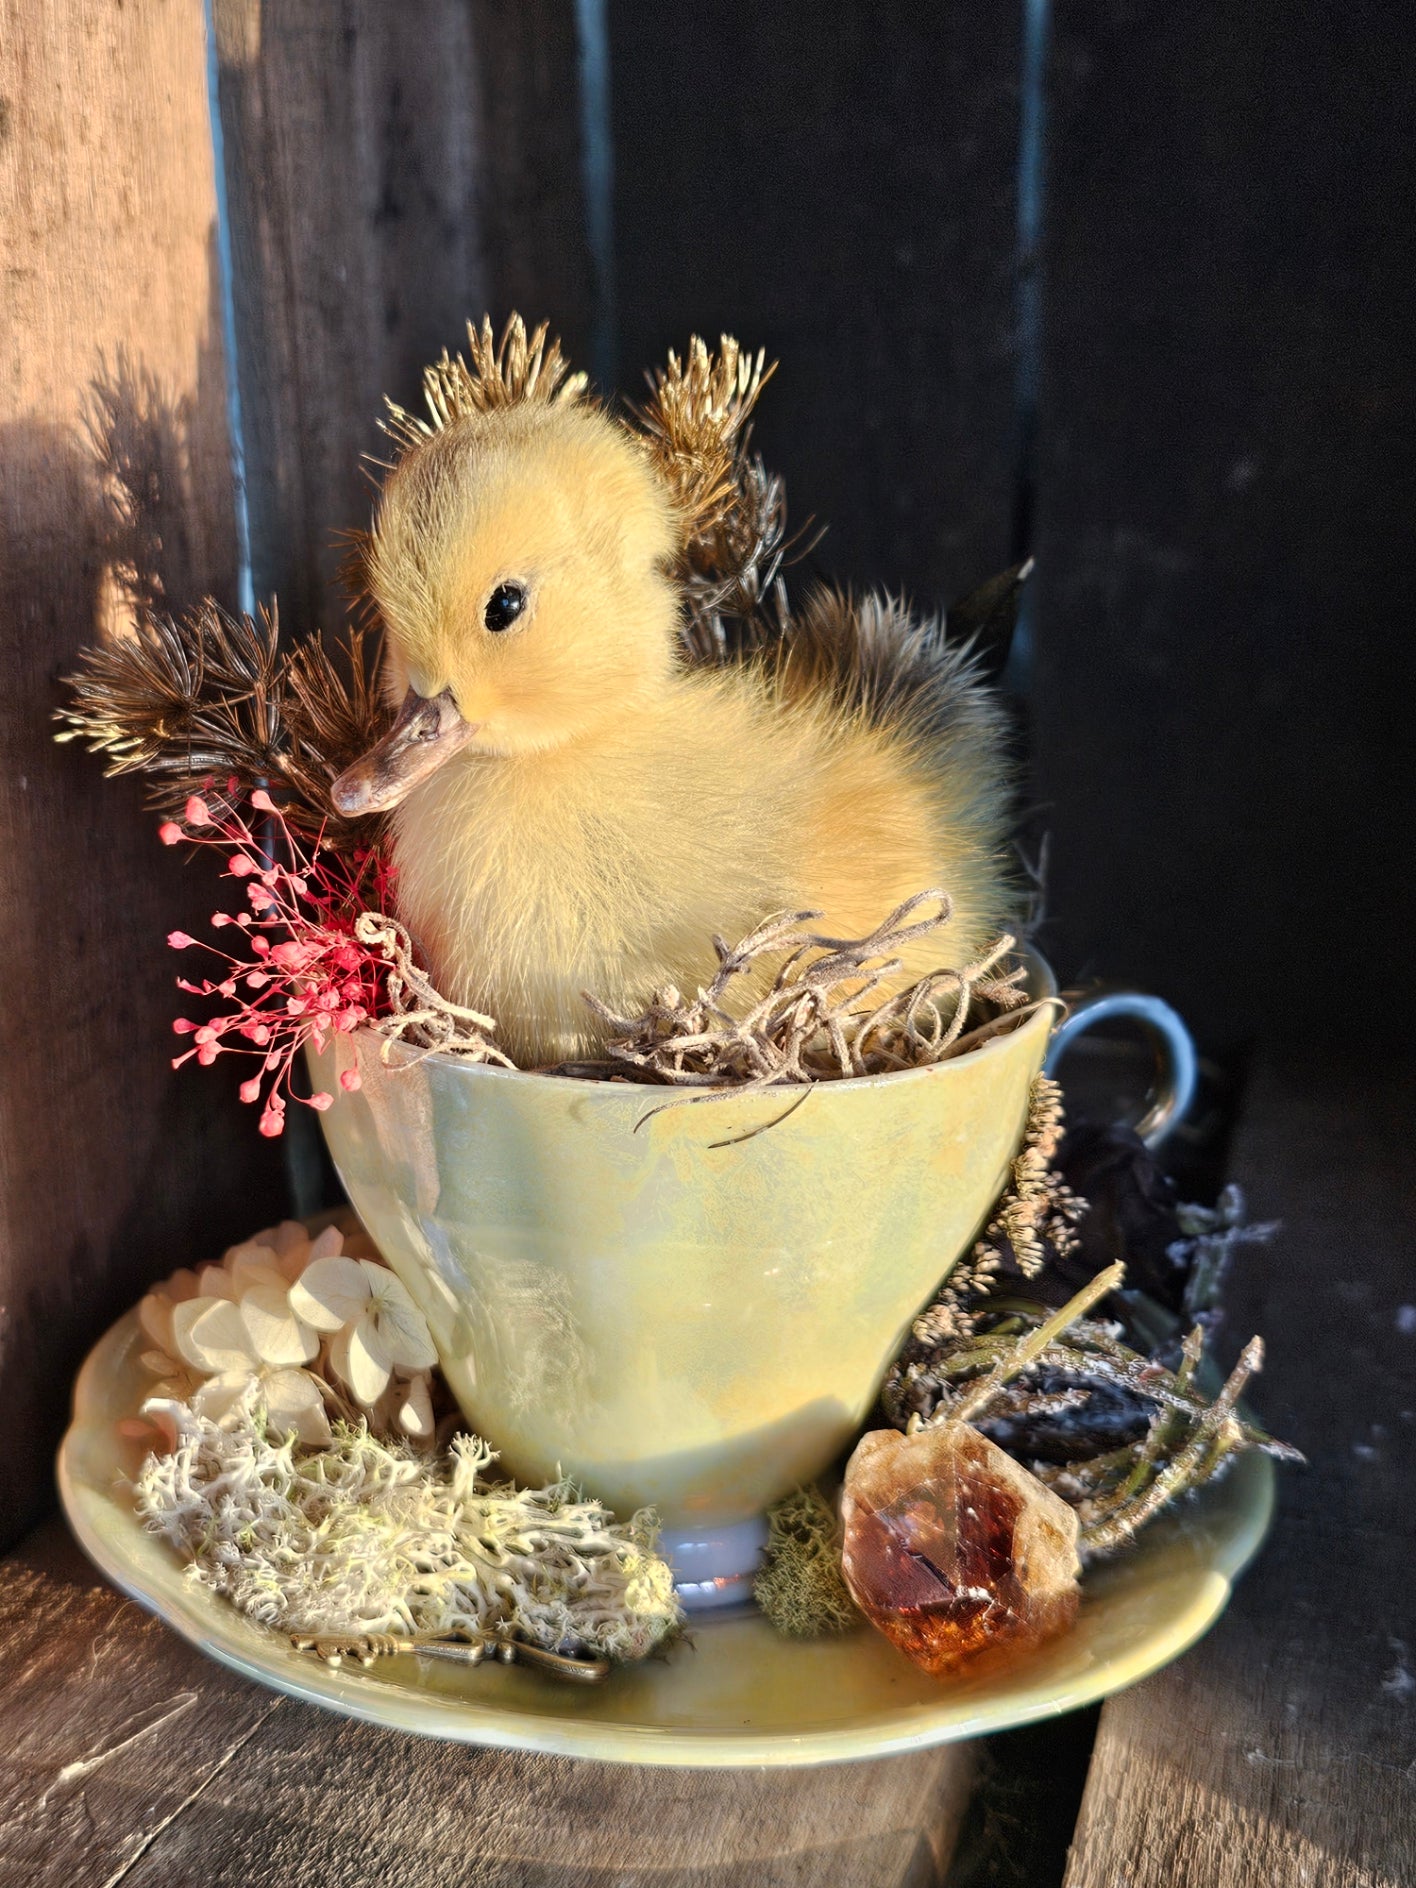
left=1043, top=989, right=1198, bottom=1149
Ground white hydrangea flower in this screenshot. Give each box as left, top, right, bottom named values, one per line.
left=289, top=1254, right=437, bottom=1408
left=128, top=1220, right=437, bottom=1450
left=189, top=1367, right=330, bottom=1445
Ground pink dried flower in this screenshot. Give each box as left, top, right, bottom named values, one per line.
left=162, top=793, right=397, bottom=1136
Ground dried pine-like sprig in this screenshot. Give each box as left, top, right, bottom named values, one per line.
left=382, top=314, right=588, bottom=453
left=882, top=1102, right=1301, bottom=1553
left=280, top=622, right=393, bottom=843
left=887, top=1303, right=1300, bottom=1555
left=56, top=599, right=285, bottom=801
left=581, top=891, right=1032, bottom=1092
left=55, top=600, right=389, bottom=849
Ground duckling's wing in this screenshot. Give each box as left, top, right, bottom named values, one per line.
left=759, top=586, right=1022, bottom=938
left=764, top=585, right=1011, bottom=768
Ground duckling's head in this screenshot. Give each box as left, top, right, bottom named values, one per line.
left=333, top=402, right=680, bottom=815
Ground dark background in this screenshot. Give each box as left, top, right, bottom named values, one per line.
left=610, top=0, right=1416, bottom=1063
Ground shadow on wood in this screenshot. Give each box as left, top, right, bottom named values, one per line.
left=0, top=0, right=289, bottom=1554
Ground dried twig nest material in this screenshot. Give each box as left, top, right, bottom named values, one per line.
left=355, top=890, right=1038, bottom=1092
left=578, top=891, right=1031, bottom=1090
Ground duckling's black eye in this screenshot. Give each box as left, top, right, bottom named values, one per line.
left=484, top=581, right=528, bottom=633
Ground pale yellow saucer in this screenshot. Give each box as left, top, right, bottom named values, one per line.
left=58, top=1307, right=1275, bottom=1769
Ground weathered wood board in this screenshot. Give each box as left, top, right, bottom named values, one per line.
left=210, top=0, right=596, bottom=630
left=608, top=0, right=1024, bottom=614
left=0, top=1522, right=974, bottom=1887
left=1063, top=1054, right=1416, bottom=1887
left=0, top=0, right=285, bottom=1554
left=1028, top=0, right=1416, bottom=1051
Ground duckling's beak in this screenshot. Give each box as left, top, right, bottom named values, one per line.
left=331, top=686, right=478, bottom=817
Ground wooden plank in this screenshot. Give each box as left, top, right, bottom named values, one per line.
left=210, top=1, right=595, bottom=630
left=1063, top=1054, right=1416, bottom=1888
left=608, top=0, right=1023, bottom=612
left=0, top=0, right=286, bottom=1553
left=0, top=1524, right=282, bottom=1885
left=1029, top=0, right=1416, bottom=1052
left=2, top=1520, right=974, bottom=1887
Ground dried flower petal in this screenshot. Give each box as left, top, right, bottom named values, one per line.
left=172, top=1297, right=259, bottom=1374
left=226, top=1245, right=289, bottom=1296
left=196, top=1262, right=239, bottom=1302
left=239, top=1285, right=319, bottom=1367
left=262, top=1369, right=333, bottom=1446
left=361, top=1261, right=437, bottom=1372
left=269, top=1220, right=311, bottom=1260
left=138, top=1348, right=181, bottom=1377
left=138, top=1292, right=177, bottom=1356
left=396, top=1372, right=435, bottom=1440
left=289, top=1255, right=369, bottom=1332
left=191, top=1370, right=258, bottom=1425
left=331, top=1317, right=393, bottom=1405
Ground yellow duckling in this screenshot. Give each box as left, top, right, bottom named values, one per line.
left=333, top=319, right=1018, bottom=1067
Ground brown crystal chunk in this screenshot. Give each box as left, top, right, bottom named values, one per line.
left=841, top=1422, right=1081, bottom=1678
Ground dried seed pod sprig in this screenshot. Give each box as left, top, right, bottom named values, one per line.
left=381, top=314, right=588, bottom=454
left=911, top=1074, right=1088, bottom=1346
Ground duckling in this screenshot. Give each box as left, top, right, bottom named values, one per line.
left=333, top=319, right=1018, bottom=1067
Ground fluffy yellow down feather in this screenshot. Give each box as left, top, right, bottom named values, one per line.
left=359, top=400, right=1016, bottom=1067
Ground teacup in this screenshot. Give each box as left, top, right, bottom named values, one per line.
left=310, top=962, right=1192, bottom=1606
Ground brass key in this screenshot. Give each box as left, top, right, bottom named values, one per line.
left=289, top=1629, right=611, bottom=1684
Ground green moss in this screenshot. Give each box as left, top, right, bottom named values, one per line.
left=752, top=1486, right=858, bottom=1639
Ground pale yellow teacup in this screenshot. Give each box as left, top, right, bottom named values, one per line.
left=310, top=960, right=1191, bottom=1604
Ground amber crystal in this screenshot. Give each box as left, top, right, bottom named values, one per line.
left=840, top=1422, right=1081, bottom=1678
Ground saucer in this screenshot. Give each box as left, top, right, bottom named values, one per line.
left=58, top=1307, right=1274, bottom=1769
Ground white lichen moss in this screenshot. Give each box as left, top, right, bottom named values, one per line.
left=134, top=1390, right=681, bottom=1661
